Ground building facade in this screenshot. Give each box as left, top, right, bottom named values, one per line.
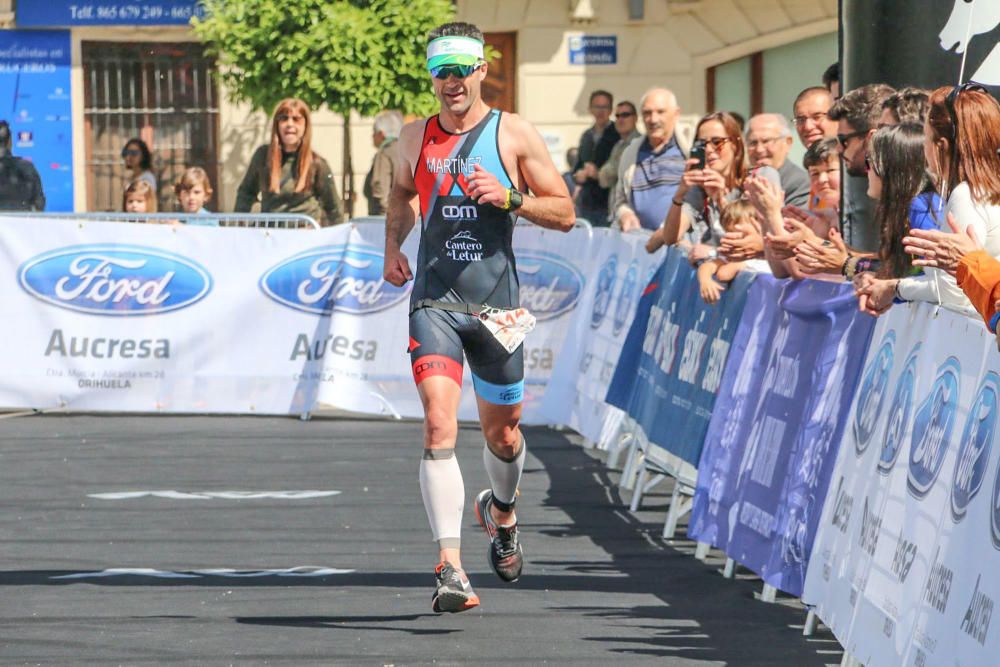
left=0, top=0, right=836, bottom=215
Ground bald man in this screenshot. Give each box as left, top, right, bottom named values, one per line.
left=610, top=87, right=691, bottom=232
left=792, top=87, right=838, bottom=148
left=746, top=113, right=810, bottom=208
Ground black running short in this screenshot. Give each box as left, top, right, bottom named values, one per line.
left=408, top=306, right=524, bottom=405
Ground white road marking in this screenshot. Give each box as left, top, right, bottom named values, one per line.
left=88, top=490, right=341, bottom=500
left=51, top=566, right=354, bottom=580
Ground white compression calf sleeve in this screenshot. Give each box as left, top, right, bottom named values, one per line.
left=483, top=437, right=525, bottom=514
left=419, top=448, right=465, bottom=549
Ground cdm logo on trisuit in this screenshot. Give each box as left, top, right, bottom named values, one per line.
left=442, top=204, right=478, bottom=221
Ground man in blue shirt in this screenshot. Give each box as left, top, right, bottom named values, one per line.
left=610, top=88, right=690, bottom=232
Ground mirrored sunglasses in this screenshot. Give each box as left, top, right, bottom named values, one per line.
left=430, top=63, right=482, bottom=80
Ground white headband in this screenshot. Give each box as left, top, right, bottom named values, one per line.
left=427, top=36, right=484, bottom=62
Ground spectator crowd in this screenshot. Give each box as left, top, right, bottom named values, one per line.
left=571, top=68, right=1000, bottom=338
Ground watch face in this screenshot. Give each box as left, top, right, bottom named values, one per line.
left=511, top=189, right=523, bottom=209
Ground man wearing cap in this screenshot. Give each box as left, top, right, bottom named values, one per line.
left=383, top=22, right=574, bottom=614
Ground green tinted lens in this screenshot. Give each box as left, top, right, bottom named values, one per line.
left=431, top=64, right=477, bottom=80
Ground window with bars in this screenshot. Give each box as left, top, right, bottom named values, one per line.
left=82, top=41, right=219, bottom=212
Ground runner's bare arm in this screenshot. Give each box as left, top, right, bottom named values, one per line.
left=385, top=122, right=422, bottom=251
left=384, top=121, right=422, bottom=286
left=508, top=115, right=575, bottom=232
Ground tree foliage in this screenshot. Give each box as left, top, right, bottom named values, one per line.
left=193, top=0, right=454, bottom=118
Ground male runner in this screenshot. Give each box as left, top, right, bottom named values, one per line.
left=383, top=22, right=574, bottom=613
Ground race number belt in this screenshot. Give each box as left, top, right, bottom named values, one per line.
left=411, top=299, right=536, bottom=353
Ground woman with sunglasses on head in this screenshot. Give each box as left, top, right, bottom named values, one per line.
left=856, top=85, right=1000, bottom=316
left=235, top=98, right=343, bottom=226
left=121, top=138, right=157, bottom=194
left=647, top=111, right=747, bottom=256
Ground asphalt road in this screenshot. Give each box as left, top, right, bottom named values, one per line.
left=0, top=414, right=842, bottom=665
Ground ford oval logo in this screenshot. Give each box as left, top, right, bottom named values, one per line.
left=907, top=357, right=961, bottom=499
left=951, top=372, right=998, bottom=522
left=853, top=331, right=895, bottom=455
left=515, top=250, right=584, bottom=321
left=260, top=244, right=410, bottom=315
left=17, top=244, right=212, bottom=316
left=591, top=254, right=618, bottom=329
left=878, top=348, right=919, bottom=475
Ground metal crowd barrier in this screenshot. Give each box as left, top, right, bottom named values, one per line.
left=1, top=212, right=321, bottom=230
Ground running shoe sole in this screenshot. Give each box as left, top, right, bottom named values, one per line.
left=432, top=589, right=480, bottom=613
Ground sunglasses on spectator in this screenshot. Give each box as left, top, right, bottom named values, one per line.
left=614, top=111, right=635, bottom=120
left=945, top=81, right=988, bottom=140
left=864, top=155, right=879, bottom=176
left=121, top=148, right=142, bottom=157
left=837, top=131, right=865, bottom=148
left=702, top=137, right=731, bottom=150
left=430, top=63, right=483, bottom=80
left=793, top=112, right=828, bottom=126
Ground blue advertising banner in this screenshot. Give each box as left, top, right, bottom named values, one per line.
left=688, top=276, right=875, bottom=596
left=0, top=30, right=74, bottom=211
left=606, top=247, right=754, bottom=465
left=17, top=1, right=204, bottom=26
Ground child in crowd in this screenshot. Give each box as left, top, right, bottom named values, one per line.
left=804, top=137, right=841, bottom=212
left=123, top=180, right=157, bottom=213
left=174, top=167, right=219, bottom=227
left=697, top=199, right=760, bottom=304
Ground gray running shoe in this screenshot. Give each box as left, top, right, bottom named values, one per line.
left=474, top=488, right=524, bottom=583
left=431, top=562, right=480, bottom=613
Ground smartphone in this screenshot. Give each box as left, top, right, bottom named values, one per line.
left=690, top=139, right=707, bottom=170
left=750, top=165, right=782, bottom=189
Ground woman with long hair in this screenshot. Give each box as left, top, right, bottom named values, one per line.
left=235, top=98, right=344, bottom=225
left=648, top=111, right=747, bottom=253
left=858, top=85, right=1000, bottom=315
left=868, top=123, right=941, bottom=278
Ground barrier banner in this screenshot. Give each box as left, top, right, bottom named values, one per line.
left=0, top=217, right=592, bottom=420
left=803, top=303, right=1000, bottom=667
left=539, top=230, right=663, bottom=444
left=604, top=247, right=754, bottom=465
left=688, top=276, right=875, bottom=596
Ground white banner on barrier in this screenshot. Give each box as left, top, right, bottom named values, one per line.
left=540, top=230, right=663, bottom=444
left=0, top=216, right=594, bottom=421
left=803, top=302, right=1000, bottom=667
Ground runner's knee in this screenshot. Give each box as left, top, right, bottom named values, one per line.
left=424, top=407, right=458, bottom=447
left=484, top=421, right=520, bottom=456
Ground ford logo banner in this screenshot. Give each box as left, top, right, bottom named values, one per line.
left=260, top=245, right=411, bottom=315
left=17, top=244, right=212, bottom=316
left=515, top=250, right=584, bottom=321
